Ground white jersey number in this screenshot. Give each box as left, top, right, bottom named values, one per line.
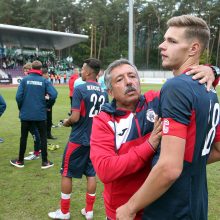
left=89, top=94, right=105, bottom=117
left=202, top=103, right=220, bottom=156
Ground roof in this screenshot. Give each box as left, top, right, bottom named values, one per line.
left=0, top=24, right=88, bottom=50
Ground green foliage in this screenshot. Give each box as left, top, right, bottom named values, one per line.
left=0, top=0, right=219, bottom=68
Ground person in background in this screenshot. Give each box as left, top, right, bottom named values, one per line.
left=0, top=94, right=6, bottom=143
left=63, top=73, right=67, bottom=84
left=73, top=70, right=86, bottom=88
left=22, top=62, right=41, bottom=160
left=97, top=69, right=107, bottom=91
left=10, top=60, right=58, bottom=169
left=42, top=67, right=57, bottom=140
left=116, top=15, right=220, bottom=220
left=48, top=58, right=108, bottom=220
left=68, top=68, right=79, bottom=109
left=58, top=74, right=61, bottom=84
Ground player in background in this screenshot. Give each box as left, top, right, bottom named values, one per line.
left=48, top=58, right=108, bottom=220
left=116, top=15, right=220, bottom=220
left=10, top=60, right=57, bottom=169
left=68, top=68, right=79, bottom=110
left=0, top=94, right=6, bottom=143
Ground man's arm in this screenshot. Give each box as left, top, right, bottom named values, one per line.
left=186, top=65, right=219, bottom=90
left=116, top=135, right=185, bottom=220
left=0, top=95, right=6, bottom=116
left=15, top=81, right=25, bottom=110
left=207, top=142, right=220, bottom=164
left=63, top=110, right=80, bottom=126
left=45, top=80, right=58, bottom=108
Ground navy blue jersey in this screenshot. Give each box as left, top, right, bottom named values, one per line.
left=143, top=73, right=220, bottom=220
left=16, top=72, right=57, bottom=121
left=69, top=81, right=108, bottom=146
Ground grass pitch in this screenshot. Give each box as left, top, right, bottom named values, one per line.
left=0, top=84, right=219, bottom=220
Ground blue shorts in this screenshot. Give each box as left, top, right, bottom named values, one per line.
left=60, top=142, right=95, bottom=178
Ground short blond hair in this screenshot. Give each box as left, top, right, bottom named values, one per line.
left=23, top=62, right=32, bottom=71
left=167, top=15, right=210, bottom=53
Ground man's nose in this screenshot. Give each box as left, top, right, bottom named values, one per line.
left=125, top=76, right=132, bottom=85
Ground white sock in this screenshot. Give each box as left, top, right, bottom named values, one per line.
left=61, top=192, right=71, bottom=200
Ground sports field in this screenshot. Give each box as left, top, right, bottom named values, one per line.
left=0, top=84, right=219, bottom=220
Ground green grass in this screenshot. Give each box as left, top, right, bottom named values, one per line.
left=0, top=84, right=219, bottom=220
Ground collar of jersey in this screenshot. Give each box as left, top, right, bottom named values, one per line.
left=182, top=68, right=192, bottom=74
left=86, top=80, right=98, bottom=84
left=28, top=69, right=42, bottom=75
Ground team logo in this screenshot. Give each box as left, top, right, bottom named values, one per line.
left=118, top=128, right=128, bottom=136
left=163, top=119, right=169, bottom=134
left=146, top=109, right=156, bottom=122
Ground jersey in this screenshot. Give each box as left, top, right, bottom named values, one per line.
left=69, top=80, right=108, bottom=146
left=143, top=73, right=220, bottom=220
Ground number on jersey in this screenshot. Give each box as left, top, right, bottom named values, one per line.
left=89, top=94, right=105, bottom=117
left=202, top=102, right=220, bottom=156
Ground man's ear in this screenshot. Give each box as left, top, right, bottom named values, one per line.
left=108, top=89, right=114, bottom=98
left=189, top=42, right=200, bottom=56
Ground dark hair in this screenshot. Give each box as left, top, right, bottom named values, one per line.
left=32, top=60, right=42, bottom=70
left=84, top=58, right=101, bottom=75
left=42, top=67, right=48, bottom=74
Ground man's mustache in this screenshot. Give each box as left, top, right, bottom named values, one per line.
left=125, top=86, right=136, bottom=94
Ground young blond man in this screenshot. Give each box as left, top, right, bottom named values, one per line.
left=116, top=15, right=220, bottom=220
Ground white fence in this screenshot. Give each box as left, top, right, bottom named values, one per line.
left=138, top=70, right=172, bottom=84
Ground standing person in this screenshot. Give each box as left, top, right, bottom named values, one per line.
left=63, top=73, right=67, bottom=84
left=42, top=67, right=57, bottom=140
left=116, top=15, right=220, bottom=220
left=97, top=69, right=107, bottom=91
left=48, top=58, right=108, bottom=220
left=22, top=62, right=41, bottom=160
left=0, top=94, right=6, bottom=143
left=10, top=60, right=58, bottom=169
left=58, top=74, right=61, bottom=84
left=74, top=71, right=85, bottom=88
left=68, top=68, right=79, bottom=108
left=90, top=59, right=162, bottom=220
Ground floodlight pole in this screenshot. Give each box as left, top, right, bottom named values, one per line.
left=128, top=0, right=134, bottom=64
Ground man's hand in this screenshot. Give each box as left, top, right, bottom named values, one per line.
left=63, top=118, right=71, bottom=127
left=186, top=65, right=215, bottom=91
left=116, top=204, right=136, bottom=220
left=148, top=115, right=162, bottom=150
left=45, top=94, right=50, bottom=100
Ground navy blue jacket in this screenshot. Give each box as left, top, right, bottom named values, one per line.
left=16, top=71, right=58, bottom=121
left=0, top=95, right=6, bottom=116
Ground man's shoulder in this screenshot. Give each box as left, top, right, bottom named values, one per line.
left=162, top=75, right=192, bottom=92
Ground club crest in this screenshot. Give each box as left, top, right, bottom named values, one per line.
left=146, top=109, right=156, bottom=122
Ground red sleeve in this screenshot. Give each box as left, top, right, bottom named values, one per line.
left=90, top=112, right=155, bottom=184
left=162, top=118, right=187, bottom=139
left=214, top=124, right=220, bottom=143
left=69, top=77, right=74, bottom=97
left=213, top=78, right=219, bottom=88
